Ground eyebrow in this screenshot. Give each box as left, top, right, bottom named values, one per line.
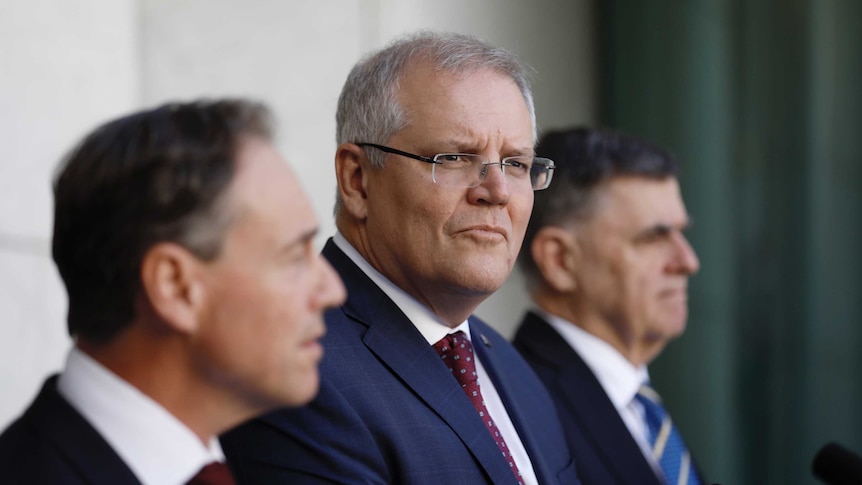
left=505, top=147, right=536, bottom=158
left=634, top=219, right=692, bottom=241
left=430, top=139, right=534, bottom=157
left=282, top=226, right=319, bottom=253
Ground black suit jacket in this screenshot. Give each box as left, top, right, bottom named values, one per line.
left=222, top=239, right=580, bottom=484
left=513, top=311, right=662, bottom=485
left=0, top=376, right=141, bottom=484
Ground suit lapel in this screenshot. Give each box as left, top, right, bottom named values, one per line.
left=519, top=312, right=660, bottom=485
left=25, top=376, right=142, bottom=484
left=322, top=240, right=519, bottom=485
left=469, top=320, right=557, bottom=484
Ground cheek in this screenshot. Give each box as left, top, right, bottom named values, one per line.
left=509, top=200, right=532, bottom=246
left=577, top=260, right=620, bottom=309
left=207, top=275, right=304, bottom=362
left=621, top=263, right=653, bottom=305
left=373, top=188, right=449, bottom=246
left=511, top=190, right=533, bottom=225
left=628, top=265, right=672, bottom=325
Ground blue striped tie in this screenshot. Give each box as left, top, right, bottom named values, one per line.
left=635, top=384, right=702, bottom=485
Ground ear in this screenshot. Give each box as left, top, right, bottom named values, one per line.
left=531, top=226, right=579, bottom=293
left=335, top=143, right=370, bottom=221
left=139, top=242, right=205, bottom=335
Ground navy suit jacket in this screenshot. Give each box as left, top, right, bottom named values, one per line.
left=0, top=376, right=141, bottom=485
left=513, top=311, right=662, bottom=485
left=221, top=239, right=580, bottom=484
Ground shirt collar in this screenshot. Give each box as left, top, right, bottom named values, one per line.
left=538, top=309, right=649, bottom=409
left=57, top=347, right=224, bottom=485
left=333, top=232, right=469, bottom=345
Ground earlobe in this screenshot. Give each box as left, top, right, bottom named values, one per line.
left=139, top=243, right=202, bottom=335
left=335, top=143, right=369, bottom=220
left=531, top=227, right=578, bottom=293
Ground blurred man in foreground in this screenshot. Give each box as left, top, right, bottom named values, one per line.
left=0, top=99, right=345, bottom=484
left=514, top=127, right=703, bottom=485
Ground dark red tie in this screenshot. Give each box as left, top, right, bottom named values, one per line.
left=434, top=331, right=524, bottom=484
left=186, top=462, right=236, bottom=485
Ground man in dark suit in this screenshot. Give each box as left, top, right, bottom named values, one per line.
left=221, top=32, right=579, bottom=484
left=513, top=127, right=703, bottom=485
left=0, top=99, right=346, bottom=484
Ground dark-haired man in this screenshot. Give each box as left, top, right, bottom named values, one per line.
left=0, top=99, right=345, bottom=484
left=514, top=127, right=703, bottom=485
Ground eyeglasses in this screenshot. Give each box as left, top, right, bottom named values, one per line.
left=356, top=142, right=555, bottom=191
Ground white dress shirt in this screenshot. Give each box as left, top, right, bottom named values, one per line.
left=334, top=233, right=538, bottom=485
left=57, top=347, right=225, bottom=485
left=539, top=309, right=663, bottom=475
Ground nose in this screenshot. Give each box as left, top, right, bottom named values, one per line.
left=315, top=256, right=346, bottom=309
left=468, top=162, right=511, bottom=205
left=669, top=232, right=700, bottom=275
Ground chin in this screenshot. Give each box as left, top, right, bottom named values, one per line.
left=453, top=272, right=509, bottom=297
left=455, top=257, right=512, bottom=287
left=665, top=319, right=688, bottom=339
left=281, top=373, right=321, bottom=407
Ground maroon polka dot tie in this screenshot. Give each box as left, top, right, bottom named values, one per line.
left=433, top=331, right=524, bottom=485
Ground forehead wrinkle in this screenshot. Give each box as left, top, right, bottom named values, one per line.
left=425, top=128, right=532, bottom=155
left=396, top=66, right=531, bottom=147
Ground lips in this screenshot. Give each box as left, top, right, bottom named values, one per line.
left=457, top=224, right=508, bottom=239
left=659, top=287, right=687, bottom=299
left=302, top=324, right=326, bottom=350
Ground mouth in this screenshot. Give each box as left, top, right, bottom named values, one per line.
left=301, top=326, right=326, bottom=355
left=457, top=225, right=508, bottom=241
left=659, top=287, right=688, bottom=300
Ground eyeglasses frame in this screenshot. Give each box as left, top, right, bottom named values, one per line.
left=354, top=142, right=555, bottom=190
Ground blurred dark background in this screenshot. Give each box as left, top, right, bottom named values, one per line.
left=598, top=1, right=862, bottom=483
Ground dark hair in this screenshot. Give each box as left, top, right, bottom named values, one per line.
left=52, top=99, right=274, bottom=343
left=518, top=127, right=679, bottom=290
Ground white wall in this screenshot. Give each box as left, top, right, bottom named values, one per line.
left=0, top=0, right=140, bottom=429
left=0, top=0, right=595, bottom=429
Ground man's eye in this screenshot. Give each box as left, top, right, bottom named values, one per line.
left=506, top=158, right=531, bottom=174
left=437, top=154, right=476, bottom=165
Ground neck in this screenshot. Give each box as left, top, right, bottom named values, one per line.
left=78, top=325, right=253, bottom=445
left=418, top=291, right=482, bottom=328
left=533, top=293, right=666, bottom=367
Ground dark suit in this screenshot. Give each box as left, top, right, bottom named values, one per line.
left=513, top=311, right=661, bottom=485
left=0, top=376, right=141, bottom=485
left=222, top=239, right=579, bottom=484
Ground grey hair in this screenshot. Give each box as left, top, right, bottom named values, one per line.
left=334, top=31, right=536, bottom=216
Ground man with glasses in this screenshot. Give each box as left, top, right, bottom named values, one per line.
left=221, top=31, right=579, bottom=485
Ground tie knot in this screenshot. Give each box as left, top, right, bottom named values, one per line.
left=634, top=384, right=668, bottom=428
left=186, top=461, right=235, bottom=485
left=636, top=383, right=663, bottom=405
left=433, top=331, right=477, bottom=387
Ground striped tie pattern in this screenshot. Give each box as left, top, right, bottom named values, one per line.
left=434, top=331, right=524, bottom=485
left=634, top=384, right=702, bottom=485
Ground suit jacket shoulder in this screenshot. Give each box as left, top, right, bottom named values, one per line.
left=0, top=376, right=141, bottom=485
left=513, top=311, right=660, bottom=485
left=222, top=239, right=579, bottom=484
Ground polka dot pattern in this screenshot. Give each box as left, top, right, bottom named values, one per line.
left=434, top=331, right=524, bottom=484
